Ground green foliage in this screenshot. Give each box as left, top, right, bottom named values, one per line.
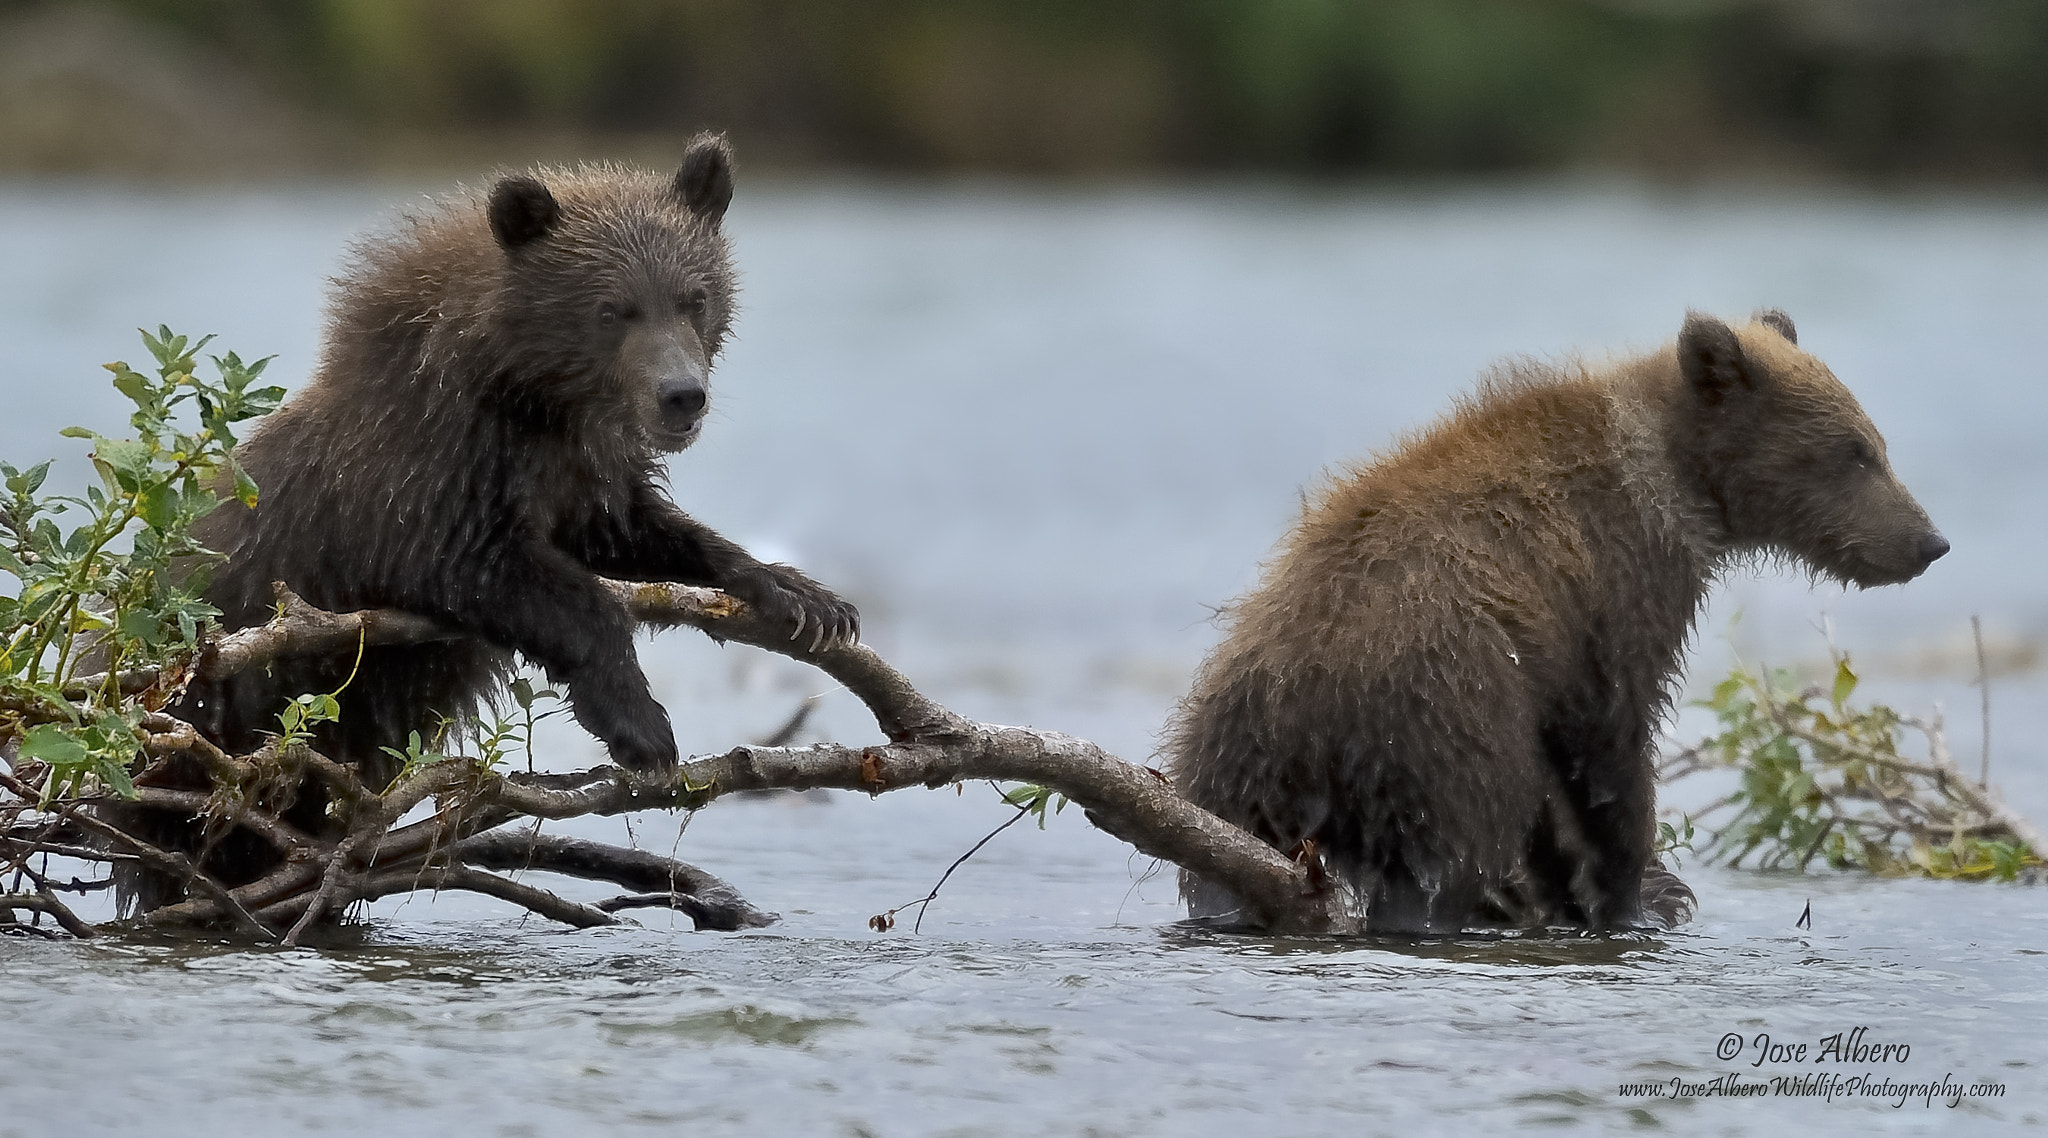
left=1653, top=814, right=1695, bottom=865
left=102, top=0, right=2048, bottom=176
left=0, top=327, right=282, bottom=801
left=275, top=633, right=361, bottom=750
left=374, top=678, right=562, bottom=787
left=1670, top=653, right=2041, bottom=882
left=1001, top=782, right=1069, bottom=829
left=378, top=729, right=448, bottom=785
left=19, top=714, right=139, bottom=805
left=457, top=675, right=563, bottom=776
left=276, top=692, right=343, bottom=749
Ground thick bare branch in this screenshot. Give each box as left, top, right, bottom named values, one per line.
left=211, top=586, right=455, bottom=679
left=610, top=582, right=970, bottom=742
left=435, top=729, right=1352, bottom=932
left=256, top=863, right=621, bottom=930
left=140, top=860, right=321, bottom=930
left=0, top=888, right=98, bottom=938
left=126, top=787, right=317, bottom=856
left=95, top=581, right=966, bottom=746
left=282, top=819, right=380, bottom=947
left=449, top=828, right=777, bottom=931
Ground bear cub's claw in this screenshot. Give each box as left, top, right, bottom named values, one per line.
left=726, top=562, right=861, bottom=653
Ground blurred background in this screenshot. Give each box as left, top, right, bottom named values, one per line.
left=3, top=0, right=2041, bottom=774
left=8, top=0, right=2048, bottom=180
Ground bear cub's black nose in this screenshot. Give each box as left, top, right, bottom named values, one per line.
left=1917, top=531, right=1951, bottom=565
left=660, top=382, right=707, bottom=421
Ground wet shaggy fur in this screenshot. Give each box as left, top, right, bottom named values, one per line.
left=124, top=135, right=858, bottom=912
left=1168, top=311, right=1948, bottom=933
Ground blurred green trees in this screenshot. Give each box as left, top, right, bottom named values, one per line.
left=18, top=0, right=2048, bottom=175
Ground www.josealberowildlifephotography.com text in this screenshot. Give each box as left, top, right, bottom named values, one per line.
left=1619, top=1071, right=2005, bottom=1108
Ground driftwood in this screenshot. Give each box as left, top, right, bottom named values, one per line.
left=2, top=582, right=1352, bottom=940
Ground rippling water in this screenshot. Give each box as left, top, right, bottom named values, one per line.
left=2, top=178, right=2044, bottom=1134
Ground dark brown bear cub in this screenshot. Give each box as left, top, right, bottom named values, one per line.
left=1168, top=311, right=1946, bottom=933
left=134, top=136, right=856, bottom=908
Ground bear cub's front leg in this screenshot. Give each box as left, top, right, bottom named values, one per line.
left=589, top=494, right=861, bottom=652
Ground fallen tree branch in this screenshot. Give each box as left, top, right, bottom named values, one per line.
left=272, top=582, right=1340, bottom=929
left=82, top=582, right=970, bottom=745
left=492, top=730, right=1349, bottom=931
left=255, top=863, right=622, bottom=931
left=0, top=887, right=98, bottom=938
left=13, top=581, right=1354, bottom=937
left=611, top=583, right=971, bottom=743
left=449, top=828, right=777, bottom=931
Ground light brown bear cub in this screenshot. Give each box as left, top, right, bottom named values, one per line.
left=1168, top=311, right=1947, bottom=932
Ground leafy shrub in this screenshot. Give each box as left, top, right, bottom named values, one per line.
left=1664, top=653, right=2041, bottom=882
left=0, top=327, right=280, bottom=803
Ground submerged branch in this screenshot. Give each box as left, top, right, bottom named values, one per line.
left=448, top=828, right=777, bottom=931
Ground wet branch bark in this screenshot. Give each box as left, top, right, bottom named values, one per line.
left=450, top=829, right=778, bottom=930
left=4, top=582, right=1353, bottom=938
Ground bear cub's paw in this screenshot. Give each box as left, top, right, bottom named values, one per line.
left=723, top=562, right=860, bottom=652
left=566, top=673, right=683, bottom=771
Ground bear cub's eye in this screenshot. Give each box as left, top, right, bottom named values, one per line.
left=677, top=291, right=708, bottom=316
left=1845, top=439, right=1876, bottom=468
left=596, top=303, right=641, bottom=328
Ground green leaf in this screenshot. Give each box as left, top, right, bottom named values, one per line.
left=1785, top=771, right=1815, bottom=804
left=95, top=757, right=137, bottom=800
left=230, top=457, right=259, bottom=508
left=1000, top=782, right=1068, bottom=829
left=118, top=610, right=160, bottom=642
left=111, top=366, right=154, bottom=409
left=137, top=482, right=178, bottom=532
left=1709, top=675, right=1743, bottom=707
left=5, top=460, right=50, bottom=496
left=17, top=723, right=87, bottom=766
left=91, top=436, right=153, bottom=490
left=1831, top=657, right=1857, bottom=708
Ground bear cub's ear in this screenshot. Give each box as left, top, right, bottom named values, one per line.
left=1755, top=308, right=1797, bottom=345
left=489, top=175, right=560, bottom=250
left=1677, top=312, right=1753, bottom=405
left=675, top=132, right=735, bottom=225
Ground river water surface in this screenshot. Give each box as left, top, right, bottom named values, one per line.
left=1, top=179, right=2044, bottom=1135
